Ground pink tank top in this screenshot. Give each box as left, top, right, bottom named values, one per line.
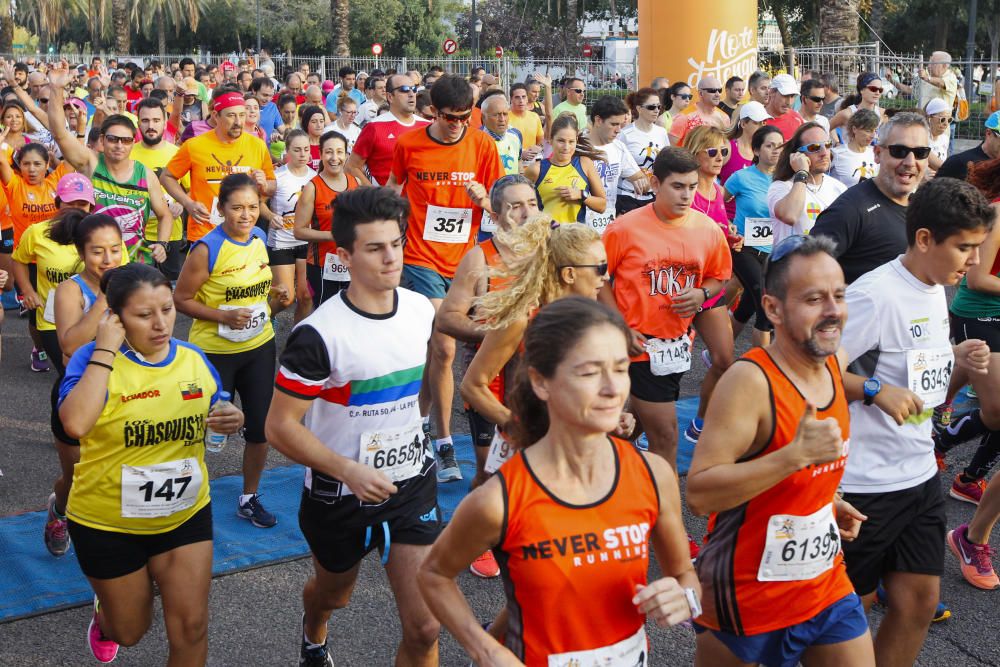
left=693, top=182, right=729, bottom=232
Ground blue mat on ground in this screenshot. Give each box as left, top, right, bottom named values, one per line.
left=0, top=399, right=701, bottom=623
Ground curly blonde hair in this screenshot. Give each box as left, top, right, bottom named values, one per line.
left=473, top=214, right=601, bottom=330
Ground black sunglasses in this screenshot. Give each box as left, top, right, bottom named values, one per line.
left=560, top=262, right=608, bottom=277
left=439, top=109, right=472, bottom=123
left=641, top=103, right=662, bottom=111
left=805, top=95, right=825, bottom=104
left=885, top=144, right=932, bottom=159
left=570, top=87, right=586, bottom=94
left=700, top=88, right=722, bottom=94
left=676, top=93, right=693, bottom=100
left=103, top=134, right=134, bottom=145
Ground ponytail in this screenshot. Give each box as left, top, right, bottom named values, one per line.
left=47, top=211, right=121, bottom=253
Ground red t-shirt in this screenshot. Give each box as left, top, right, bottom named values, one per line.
left=352, top=113, right=430, bottom=186
left=766, top=110, right=806, bottom=141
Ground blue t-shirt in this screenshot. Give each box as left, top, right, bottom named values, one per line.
left=326, top=87, right=366, bottom=112
left=259, top=102, right=283, bottom=142
left=725, top=165, right=773, bottom=253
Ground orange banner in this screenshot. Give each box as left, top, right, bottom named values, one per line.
left=638, top=0, right=758, bottom=89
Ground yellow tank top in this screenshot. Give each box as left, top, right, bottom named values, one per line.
left=63, top=340, right=220, bottom=534
left=188, top=226, right=275, bottom=354
left=535, top=156, right=589, bottom=224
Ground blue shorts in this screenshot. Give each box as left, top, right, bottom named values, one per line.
left=402, top=264, right=452, bottom=300
left=694, top=593, right=868, bottom=667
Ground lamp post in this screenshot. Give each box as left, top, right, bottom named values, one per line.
left=966, top=0, right=978, bottom=101
left=474, top=18, right=483, bottom=62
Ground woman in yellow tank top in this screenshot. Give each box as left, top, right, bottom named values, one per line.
left=524, top=114, right=607, bottom=224
left=174, top=173, right=291, bottom=530
left=59, top=263, right=244, bottom=665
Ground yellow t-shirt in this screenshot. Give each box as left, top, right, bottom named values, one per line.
left=509, top=111, right=544, bottom=146
left=130, top=142, right=189, bottom=242
left=188, top=225, right=275, bottom=354
left=165, top=130, right=275, bottom=242
left=11, top=220, right=83, bottom=331
left=62, top=340, right=220, bottom=534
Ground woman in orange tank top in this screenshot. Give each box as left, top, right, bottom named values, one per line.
left=292, top=130, right=366, bottom=309
left=419, top=297, right=700, bottom=666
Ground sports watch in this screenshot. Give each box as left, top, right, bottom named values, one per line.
left=863, top=377, right=882, bottom=406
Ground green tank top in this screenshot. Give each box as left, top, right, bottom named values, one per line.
left=92, top=154, right=153, bottom=261
left=950, top=268, right=1000, bottom=318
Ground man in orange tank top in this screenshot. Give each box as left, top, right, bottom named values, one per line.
left=687, top=235, right=874, bottom=667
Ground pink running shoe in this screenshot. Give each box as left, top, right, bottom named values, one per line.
left=88, top=596, right=119, bottom=663
left=948, top=524, right=1000, bottom=590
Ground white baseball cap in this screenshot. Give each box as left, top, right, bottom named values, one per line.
left=740, top=101, right=772, bottom=122
left=770, top=73, right=799, bottom=96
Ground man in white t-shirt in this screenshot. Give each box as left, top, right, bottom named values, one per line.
left=768, top=123, right=847, bottom=244
left=587, top=96, right=648, bottom=234
left=839, top=176, right=992, bottom=667
left=800, top=78, right=831, bottom=132
left=357, top=75, right=387, bottom=127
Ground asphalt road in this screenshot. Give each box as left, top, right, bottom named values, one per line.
left=1, top=306, right=999, bottom=666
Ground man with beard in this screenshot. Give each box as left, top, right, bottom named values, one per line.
left=46, top=64, right=174, bottom=265
left=130, top=98, right=189, bottom=279
left=838, top=178, right=992, bottom=667
left=812, top=113, right=930, bottom=284
left=764, top=74, right=805, bottom=141
left=668, top=75, right=730, bottom=146
left=687, top=234, right=873, bottom=667
left=162, top=90, right=275, bottom=244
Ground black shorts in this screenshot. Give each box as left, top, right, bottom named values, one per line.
left=68, top=503, right=213, bottom=579
left=466, top=408, right=495, bottom=447
left=950, top=313, right=1000, bottom=352
left=268, top=244, right=308, bottom=266
left=306, top=263, right=349, bottom=309
left=205, top=338, right=276, bottom=443
left=299, top=470, right=441, bottom=573
left=0, top=226, right=12, bottom=254
left=154, top=240, right=186, bottom=282
left=841, top=475, right=946, bottom=596
left=616, top=194, right=652, bottom=216
left=38, top=329, right=79, bottom=445
left=628, top=360, right=683, bottom=403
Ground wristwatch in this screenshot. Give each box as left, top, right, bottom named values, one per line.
left=863, top=377, right=882, bottom=406
left=700, top=287, right=711, bottom=303
left=792, top=170, right=809, bottom=184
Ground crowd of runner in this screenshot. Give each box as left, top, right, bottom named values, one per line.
left=1, top=49, right=999, bottom=666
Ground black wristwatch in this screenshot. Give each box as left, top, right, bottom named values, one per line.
left=700, top=287, right=711, bottom=303
left=793, top=170, right=809, bottom=184
left=863, top=377, right=882, bottom=406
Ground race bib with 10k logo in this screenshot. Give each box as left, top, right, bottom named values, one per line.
left=359, top=422, right=428, bottom=482
left=645, top=336, right=692, bottom=376
left=758, top=503, right=840, bottom=582
left=906, top=346, right=954, bottom=408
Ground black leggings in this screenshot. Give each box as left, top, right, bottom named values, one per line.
left=731, top=247, right=772, bottom=332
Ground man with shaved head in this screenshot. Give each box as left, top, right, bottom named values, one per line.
left=668, top=75, right=730, bottom=146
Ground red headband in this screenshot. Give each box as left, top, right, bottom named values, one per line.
left=213, top=92, right=246, bottom=112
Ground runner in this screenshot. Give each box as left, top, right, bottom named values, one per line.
left=658, top=82, right=693, bottom=132
left=173, top=173, right=292, bottom=529
left=813, top=112, right=929, bottom=283
left=722, top=125, right=784, bottom=346
left=600, top=147, right=731, bottom=474
left=839, top=177, right=993, bottom=666
left=551, top=76, right=588, bottom=130
left=768, top=122, right=847, bottom=245
left=617, top=87, right=669, bottom=216
left=687, top=234, right=874, bottom=667
left=829, top=109, right=880, bottom=187
left=47, top=65, right=174, bottom=264
left=58, top=262, right=244, bottom=665
left=763, top=74, right=805, bottom=141
left=261, top=129, right=315, bottom=323
left=830, top=73, right=886, bottom=141
left=821, top=72, right=844, bottom=118
left=264, top=186, right=439, bottom=667
left=300, top=105, right=328, bottom=171
left=719, top=76, right=745, bottom=119
left=357, top=75, right=386, bottom=127
left=293, top=130, right=365, bottom=308
left=161, top=90, right=276, bottom=244
left=387, top=74, right=503, bottom=483
left=323, top=95, right=361, bottom=154
left=508, top=83, right=544, bottom=153
left=480, top=93, right=522, bottom=177
left=799, top=78, right=831, bottom=132
left=524, top=114, right=606, bottom=224
left=346, top=73, right=429, bottom=186
left=420, top=296, right=700, bottom=667
left=669, top=76, right=729, bottom=146
left=586, top=96, right=648, bottom=234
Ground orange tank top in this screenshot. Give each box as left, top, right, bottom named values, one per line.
left=496, top=437, right=659, bottom=665
left=306, top=172, right=359, bottom=267
left=696, top=347, right=854, bottom=636
left=480, top=238, right=508, bottom=403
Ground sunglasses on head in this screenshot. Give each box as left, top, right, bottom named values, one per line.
left=641, top=103, right=662, bottom=111
left=866, top=86, right=884, bottom=94
left=700, top=88, right=722, bottom=94
left=805, top=95, right=825, bottom=104
left=705, top=146, right=730, bottom=158
left=797, top=141, right=832, bottom=154
left=439, top=109, right=472, bottom=123
left=103, top=134, right=134, bottom=145
left=884, top=144, right=932, bottom=159
left=560, top=262, right=608, bottom=277
left=767, top=234, right=808, bottom=269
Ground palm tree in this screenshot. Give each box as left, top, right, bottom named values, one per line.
left=17, top=0, right=72, bottom=52
left=332, top=0, right=349, bottom=57
left=131, top=0, right=207, bottom=56
left=0, top=0, right=13, bottom=53
left=112, top=0, right=130, bottom=52
left=819, top=0, right=860, bottom=45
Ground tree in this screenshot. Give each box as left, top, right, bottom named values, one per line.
left=332, top=0, right=349, bottom=57
left=112, top=0, right=130, bottom=52
left=131, top=0, right=208, bottom=55
left=819, top=0, right=860, bottom=45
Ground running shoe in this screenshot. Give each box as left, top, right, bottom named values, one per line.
left=44, top=492, right=70, bottom=556
left=932, top=402, right=954, bottom=435
left=237, top=494, right=277, bottom=528
left=30, top=348, right=51, bottom=372
left=688, top=534, right=700, bottom=560
left=436, top=443, right=463, bottom=482
left=88, top=596, right=119, bottom=663
left=875, top=582, right=952, bottom=621
left=948, top=524, right=1000, bottom=590
left=470, top=550, right=500, bottom=578
left=950, top=474, right=987, bottom=505
left=300, top=614, right=335, bottom=667
left=684, top=418, right=704, bottom=445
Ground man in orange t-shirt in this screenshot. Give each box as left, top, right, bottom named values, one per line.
left=599, top=147, right=731, bottom=468
left=161, top=91, right=275, bottom=243
left=387, top=74, right=502, bottom=484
